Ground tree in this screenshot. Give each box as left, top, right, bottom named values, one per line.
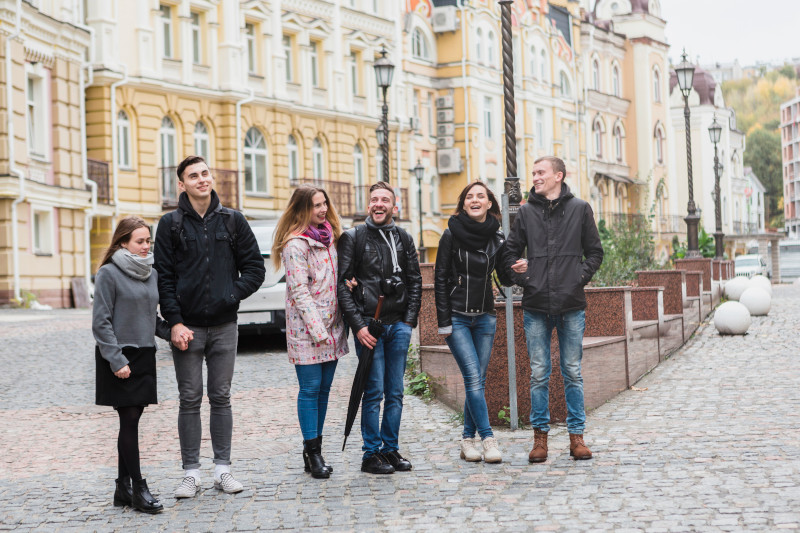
left=744, top=128, right=782, bottom=226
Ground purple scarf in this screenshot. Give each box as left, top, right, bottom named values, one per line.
left=303, top=220, right=333, bottom=247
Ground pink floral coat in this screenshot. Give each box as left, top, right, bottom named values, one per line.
left=282, top=234, right=349, bottom=365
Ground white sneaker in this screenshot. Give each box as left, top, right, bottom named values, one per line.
left=174, top=476, right=200, bottom=498
left=460, top=438, right=482, bottom=462
left=214, top=472, right=244, bottom=494
left=482, top=436, right=502, bottom=463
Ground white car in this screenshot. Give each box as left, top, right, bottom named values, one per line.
left=734, top=254, right=769, bottom=279
left=237, top=219, right=286, bottom=335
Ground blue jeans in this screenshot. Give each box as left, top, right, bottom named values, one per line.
left=294, top=359, right=338, bottom=441
left=523, top=309, right=586, bottom=434
left=445, top=313, right=496, bottom=440
left=354, top=321, right=413, bottom=459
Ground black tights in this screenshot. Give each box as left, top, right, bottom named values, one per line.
left=117, top=405, right=145, bottom=482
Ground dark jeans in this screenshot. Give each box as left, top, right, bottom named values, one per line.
left=294, top=359, right=338, bottom=441
left=354, top=321, right=413, bottom=459
left=172, top=321, right=238, bottom=469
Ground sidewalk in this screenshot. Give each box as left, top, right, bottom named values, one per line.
left=0, top=284, right=799, bottom=531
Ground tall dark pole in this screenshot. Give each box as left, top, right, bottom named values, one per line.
left=675, top=51, right=700, bottom=257
left=373, top=46, right=394, bottom=184
left=412, top=160, right=425, bottom=262
left=713, top=146, right=724, bottom=259
left=499, top=0, right=522, bottom=218
left=381, top=86, right=390, bottom=183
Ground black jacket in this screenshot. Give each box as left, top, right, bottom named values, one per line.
left=504, top=184, right=604, bottom=314
left=154, top=191, right=266, bottom=327
left=337, top=223, right=423, bottom=333
left=434, top=228, right=513, bottom=330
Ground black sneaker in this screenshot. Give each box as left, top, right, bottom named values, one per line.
left=382, top=450, right=413, bottom=471
left=361, top=453, right=395, bottom=475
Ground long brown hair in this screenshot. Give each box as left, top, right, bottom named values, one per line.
left=454, top=181, right=501, bottom=221
left=271, top=185, right=342, bottom=269
left=99, top=216, right=150, bottom=268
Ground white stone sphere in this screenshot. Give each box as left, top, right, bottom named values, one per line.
left=714, top=301, right=752, bottom=335
left=739, top=287, right=771, bottom=316
left=750, top=275, right=772, bottom=296
left=724, top=277, right=751, bottom=301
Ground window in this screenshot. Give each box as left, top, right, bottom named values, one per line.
left=26, top=69, right=47, bottom=157
left=287, top=135, right=298, bottom=181
left=653, top=67, right=661, bottom=102
left=412, top=90, right=420, bottom=121
left=32, top=208, right=53, bottom=255
left=117, top=111, right=131, bottom=168
left=540, top=49, right=547, bottom=81
left=429, top=175, right=439, bottom=214
left=190, top=12, right=201, bottom=64
left=560, top=72, right=571, bottom=98
left=160, top=117, right=177, bottom=201
left=513, top=36, right=521, bottom=81
left=350, top=52, right=360, bottom=95
left=593, top=119, right=604, bottom=159
left=245, top=23, right=256, bottom=73
left=567, top=122, right=576, bottom=161
left=536, top=108, right=545, bottom=149
left=371, top=0, right=378, bottom=14
left=612, top=64, right=620, bottom=97
left=376, top=149, right=384, bottom=182
left=310, top=41, right=320, bottom=87
left=487, top=31, right=496, bottom=65
left=530, top=46, right=537, bottom=79
left=424, top=93, right=434, bottom=137
left=194, top=121, right=209, bottom=161
left=283, top=35, right=293, bottom=81
left=475, top=28, right=483, bottom=63
left=412, top=28, right=430, bottom=60
left=614, top=124, right=624, bottom=162
left=354, top=145, right=365, bottom=212
left=483, top=96, right=493, bottom=139
left=655, top=126, right=664, bottom=164
left=160, top=4, right=173, bottom=58
left=244, top=127, right=268, bottom=193
left=592, top=58, right=600, bottom=91
left=312, top=138, right=324, bottom=183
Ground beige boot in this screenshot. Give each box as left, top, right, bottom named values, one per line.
left=569, top=433, right=592, bottom=460
left=460, top=438, right=482, bottom=462
left=482, top=437, right=502, bottom=463
left=528, top=428, right=548, bottom=463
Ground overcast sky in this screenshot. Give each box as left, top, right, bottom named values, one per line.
left=659, top=0, right=800, bottom=66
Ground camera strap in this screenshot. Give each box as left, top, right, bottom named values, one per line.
left=378, top=229, right=402, bottom=274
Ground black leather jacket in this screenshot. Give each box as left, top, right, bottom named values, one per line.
left=337, top=224, right=422, bottom=333
left=434, top=228, right=513, bottom=330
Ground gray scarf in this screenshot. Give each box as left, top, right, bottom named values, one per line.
left=364, top=216, right=395, bottom=232
left=111, top=248, right=154, bottom=281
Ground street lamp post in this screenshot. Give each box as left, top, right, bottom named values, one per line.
left=675, top=50, right=701, bottom=257
left=373, top=46, right=394, bottom=184
left=708, top=115, right=724, bottom=259
left=411, top=160, right=425, bottom=262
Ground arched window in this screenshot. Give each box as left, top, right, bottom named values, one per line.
left=475, top=28, right=483, bottom=63
left=244, top=127, right=268, bottom=193
left=529, top=46, right=537, bottom=79
left=411, top=28, right=430, bottom=60
left=540, top=49, right=547, bottom=81
left=592, top=58, right=600, bottom=91
left=654, top=125, right=665, bottom=164
left=160, top=117, right=177, bottom=201
left=487, top=31, right=496, bottom=65
left=653, top=67, right=661, bottom=102
left=612, top=64, right=620, bottom=97
left=312, top=138, right=324, bottom=183
left=593, top=118, right=605, bottom=159
left=560, top=71, right=571, bottom=98
left=376, top=149, right=384, bottom=182
left=614, top=124, right=624, bottom=162
left=117, top=111, right=131, bottom=168
left=287, top=134, right=298, bottom=181
left=193, top=121, right=209, bottom=161
left=354, top=145, right=365, bottom=211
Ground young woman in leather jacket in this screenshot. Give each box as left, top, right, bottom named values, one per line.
left=434, top=181, right=513, bottom=464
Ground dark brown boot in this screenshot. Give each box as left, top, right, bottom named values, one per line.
left=569, top=433, right=592, bottom=460
left=528, top=428, right=548, bottom=463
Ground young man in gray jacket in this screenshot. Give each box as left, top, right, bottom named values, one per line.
left=154, top=156, right=265, bottom=497
left=505, top=156, right=604, bottom=463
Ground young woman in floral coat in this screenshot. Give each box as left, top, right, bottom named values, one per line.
left=273, top=185, right=348, bottom=479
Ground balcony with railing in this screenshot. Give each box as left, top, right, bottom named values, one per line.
left=599, top=213, right=647, bottom=228
left=87, top=158, right=111, bottom=204
left=732, top=220, right=760, bottom=234
left=159, top=167, right=239, bottom=210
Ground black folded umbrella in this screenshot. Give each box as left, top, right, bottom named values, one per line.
left=342, top=295, right=386, bottom=451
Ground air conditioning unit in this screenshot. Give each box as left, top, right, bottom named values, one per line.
left=409, top=117, right=420, bottom=131
left=437, top=148, right=462, bottom=174
left=437, top=109, right=454, bottom=123
left=437, top=123, right=455, bottom=137
left=432, top=6, right=458, bottom=33
left=437, top=136, right=454, bottom=149
left=435, top=95, right=454, bottom=109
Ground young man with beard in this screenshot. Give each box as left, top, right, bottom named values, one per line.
left=154, top=156, right=265, bottom=497
left=338, top=182, right=423, bottom=474
left=505, top=156, right=604, bottom=463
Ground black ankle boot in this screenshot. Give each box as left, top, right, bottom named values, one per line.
left=113, top=476, right=133, bottom=507
left=304, top=438, right=333, bottom=474
left=303, top=437, right=330, bottom=479
left=131, top=479, right=164, bottom=514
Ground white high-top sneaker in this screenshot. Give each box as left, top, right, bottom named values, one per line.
left=460, top=437, right=482, bottom=462
left=482, top=436, right=502, bottom=463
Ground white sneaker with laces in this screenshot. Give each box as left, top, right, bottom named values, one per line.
left=460, top=438, right=482, bottom=462
left=174, top=476, right=200, bottom=498
left=482, top=436, right=502, bottom=463
left=214, top=472, right=244, bottom=494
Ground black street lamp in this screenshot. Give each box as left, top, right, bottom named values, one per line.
left=675, top=50, right=701, bottom=257
left=411, top=159, right=425, bottom=261
left=373, top=46, right=394, bottom=184
left=708, top=114, right=724, bottom=259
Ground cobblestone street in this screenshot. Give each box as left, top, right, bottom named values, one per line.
left=1, top=284, right=799, bottom=532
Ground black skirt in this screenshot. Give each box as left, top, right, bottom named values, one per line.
left=95, top=346, right=158, bottom=407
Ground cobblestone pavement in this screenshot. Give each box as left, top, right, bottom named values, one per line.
left=1, top=283, right=799, bottom=532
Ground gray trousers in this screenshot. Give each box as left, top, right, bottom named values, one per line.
left=172, top=321, right=238, bottom=469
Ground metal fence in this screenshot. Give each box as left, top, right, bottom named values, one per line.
left=87, top=158, right=111, bottom=204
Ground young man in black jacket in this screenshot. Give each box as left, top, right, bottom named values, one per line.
left=505, top=156, right=604, bottom=464
left=338, top=182, right=423, bottom=474
left=154, top=156, right=265, bottom=497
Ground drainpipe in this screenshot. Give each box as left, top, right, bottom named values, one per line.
left=460, top=0, right=471, bottom=182
left=9, top=0, right=24, bottom=303
left=110, top=64, right=128, bottom=225
left=235, top=88, right=255, bottom=212
left=77, top=22, right=96, bottom=289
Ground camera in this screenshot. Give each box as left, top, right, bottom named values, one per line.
left=380, top=275, right=405, bottom=296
